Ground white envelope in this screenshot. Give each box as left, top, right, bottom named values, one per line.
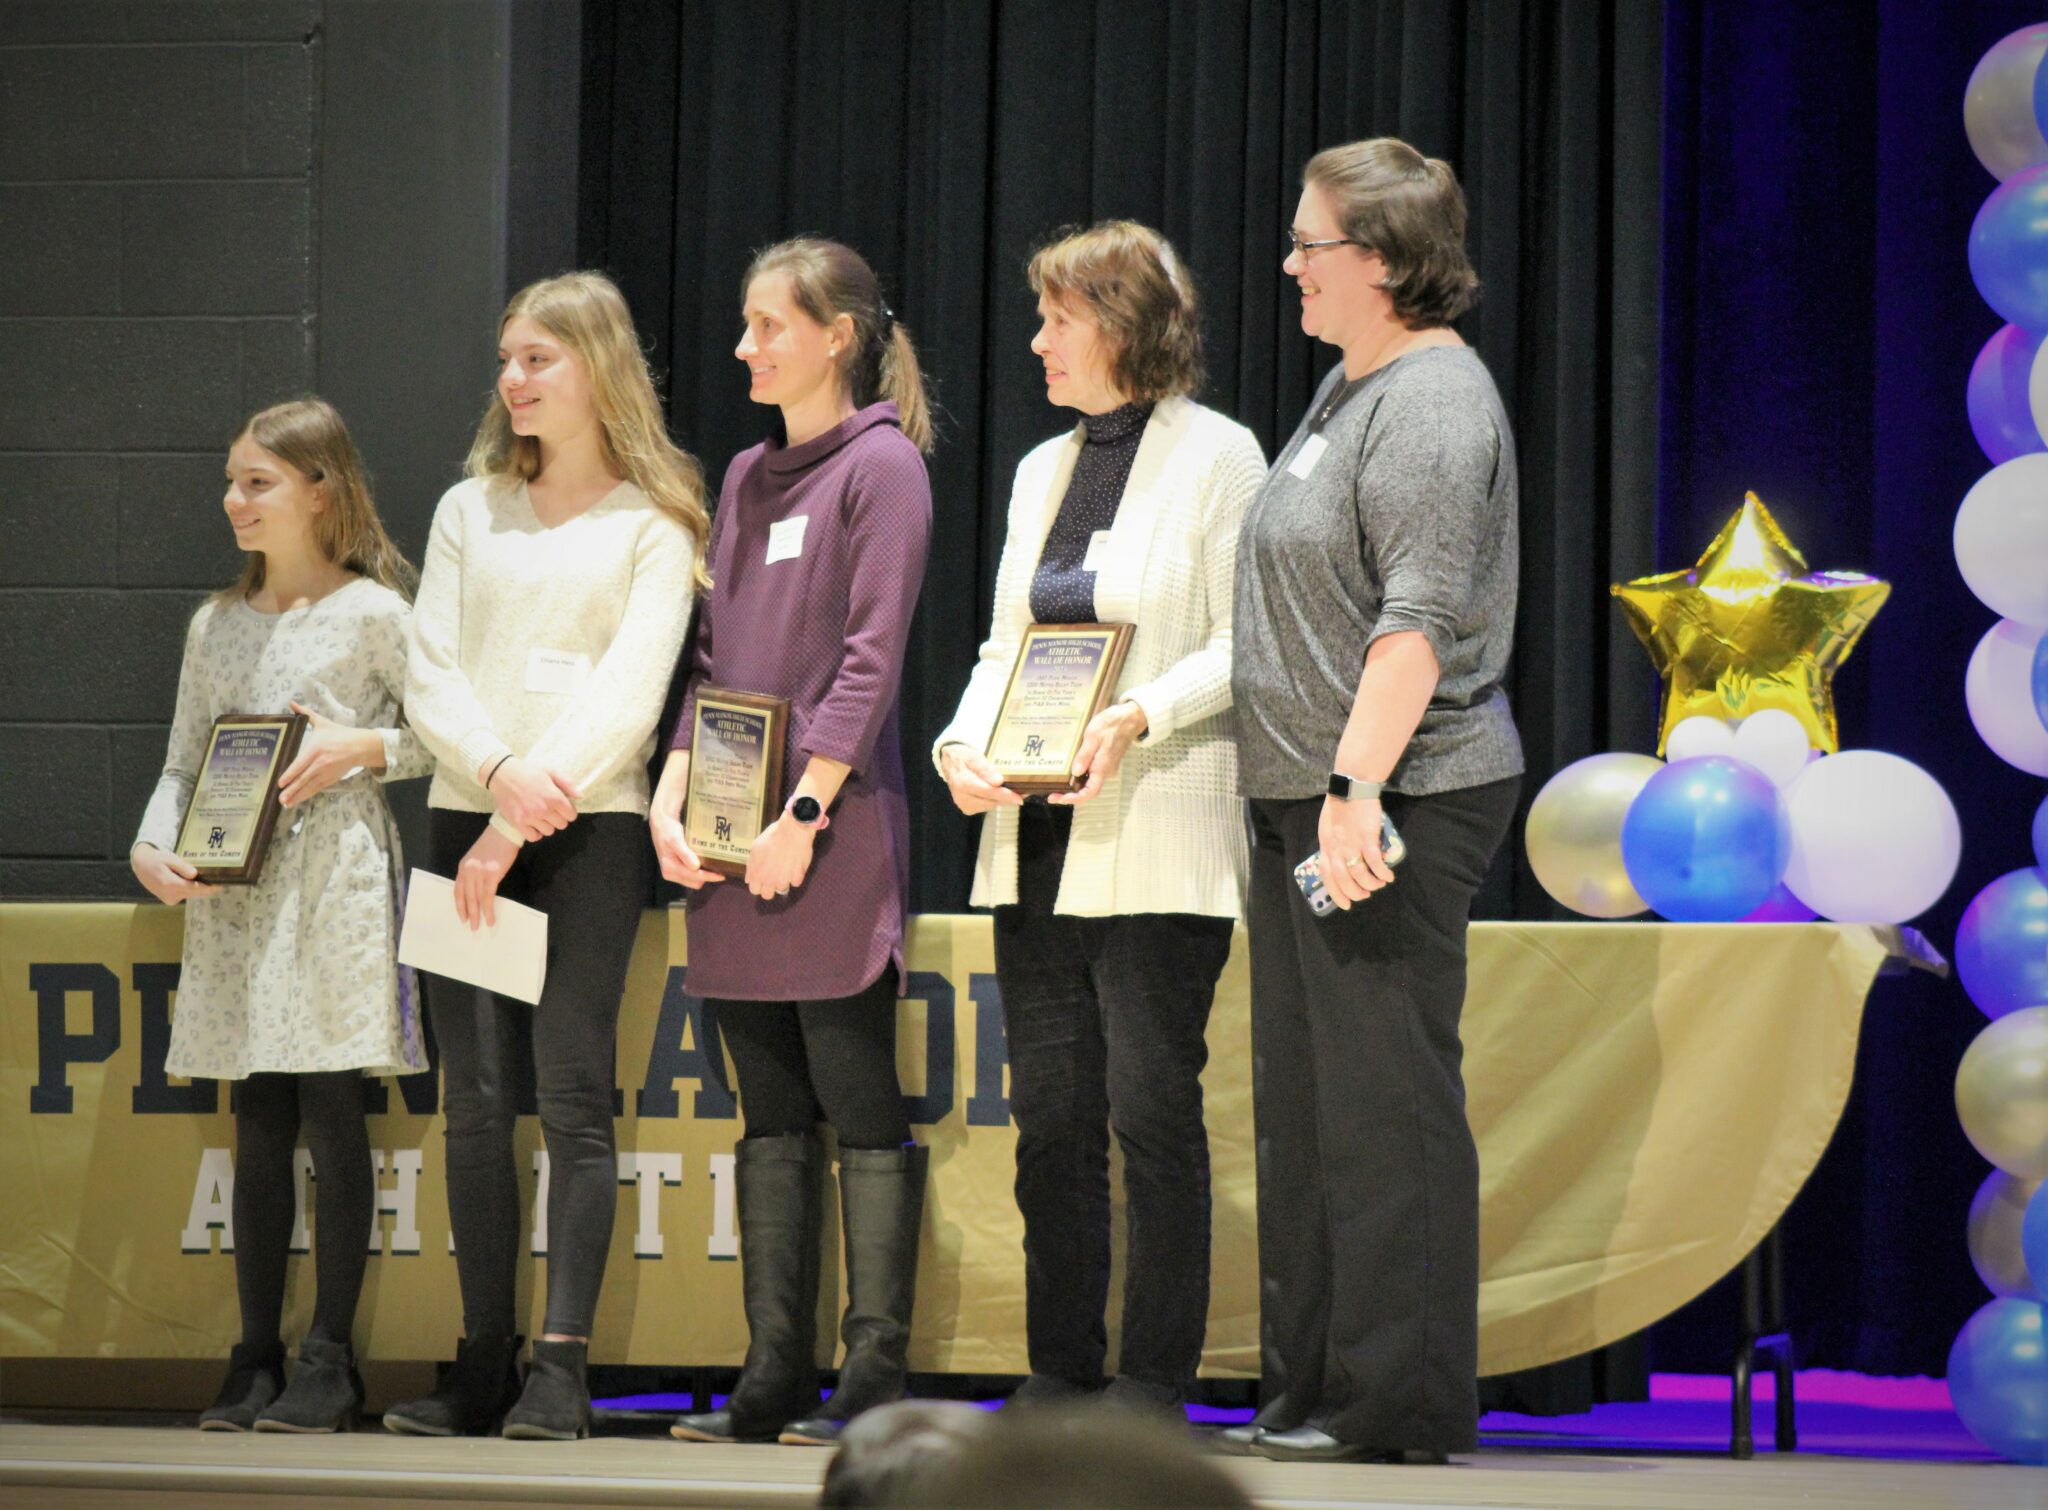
left=397, top=869, right=548, bottom=1006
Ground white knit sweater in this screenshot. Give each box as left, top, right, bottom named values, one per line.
left=934, top=396, right=1266, bottom=917
left=405, top=476, right=696, bottom=832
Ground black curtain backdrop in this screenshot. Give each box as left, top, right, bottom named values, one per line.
left=579, top=0, right=1663, bottom=926
left=1648, top=0, right=2046, bottom=1378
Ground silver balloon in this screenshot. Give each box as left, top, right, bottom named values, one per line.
left=1958, top=1008, right=2048, bottom=1179
left=1525, top=753, right=1662, bottom=918
left=1966, top=25, right=2048, bottom=181
left=1970, top=1169, right=2045, bottom=1299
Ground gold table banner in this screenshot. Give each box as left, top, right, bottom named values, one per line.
left=0, top=907, right=1890, bottom=1376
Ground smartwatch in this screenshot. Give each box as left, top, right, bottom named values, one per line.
left=786, top=794, right=831, bottom=830
left=1327, top=772, right=1385, bottom=802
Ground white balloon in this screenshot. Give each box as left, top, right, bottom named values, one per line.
left=1732, top=710, right=1812, bottom=788
left=1956, top=454, right=2048, bottom=624
left=1665, top=715, right=1736, bottom=764
left=1782, top=750, right=1963, bottom=923
left=1967, top=25, right=2048, bottom=180
left=1968, top=619, right=2048, bottom=776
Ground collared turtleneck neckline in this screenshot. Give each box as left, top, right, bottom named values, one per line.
left=1080, top=401, right=1152, bottom=446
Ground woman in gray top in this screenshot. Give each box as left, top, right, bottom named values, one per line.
left=1223, top=139, right=1525, bottom=1465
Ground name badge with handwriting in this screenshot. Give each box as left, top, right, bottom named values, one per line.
left=1286, top=433, right=1329, bottom=480
left=766, top=515, right=809, bottom=564
left=526, top=648, right=591, bottom=696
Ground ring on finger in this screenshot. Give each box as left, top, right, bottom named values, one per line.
left=1342, top=855, right=1366, bottom=868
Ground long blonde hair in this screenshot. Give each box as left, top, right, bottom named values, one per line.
left=743, top=238, right=934, bottom=454
left=217, top=397, right=415, bottom=604
left=467, top=271, right=713, bottom=587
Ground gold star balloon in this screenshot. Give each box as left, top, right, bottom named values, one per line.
left=1611, top=492, right=1889, bottom=754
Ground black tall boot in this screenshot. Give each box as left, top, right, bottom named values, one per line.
left=255, top=1336, right=365, bottom=1433
left=781, top=1143, right=927, bottom=1446
left=381, top=1334, right=525, bottom=1437
left=503, top=1338, right=590, bottom=1441
left=671, top=1133, right=824, bottom=1443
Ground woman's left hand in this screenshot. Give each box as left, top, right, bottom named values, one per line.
left=1317, top=794, right=1396, bottom=909
left=1049, top=700, right=1148, bottom=806
left=745, top=815, right=815, bottom=900
left=455, top=824, right=520, bottom=929
left=278, top=702, right=383, bottom=807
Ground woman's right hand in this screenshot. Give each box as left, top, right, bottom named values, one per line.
left=650, top=807, right=726, bottom=889
left=940, top=744, right=1023, bottom=816
left=487, top=756, right=581, bottom=841
left=130, top=844, right=223, bottom=907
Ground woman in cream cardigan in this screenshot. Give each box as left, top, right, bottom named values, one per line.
left=935, top=221, right=1265, bottom=1417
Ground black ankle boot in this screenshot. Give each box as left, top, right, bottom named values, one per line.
left=198, top=1341, right=285, bottom=1431
left=382, top=1334, right=524, bottom=1437
left=781, top=1143, right=928, bottom=1446
left=672, top=1134, right=824, bottom=1443
left=255, top=1336, right=364, bottom=1433
left=503, top=1339, right=590, bottom=1441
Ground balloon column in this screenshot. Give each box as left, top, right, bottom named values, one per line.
left=1949, top=21, right=2048, bottom=1467
left=1523, top=494, right=1961, bottom=927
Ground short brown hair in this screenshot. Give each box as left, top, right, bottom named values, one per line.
left=1027, top=220, right=1203, bottom=405
left=1304, top=138, right=1479, bottom=327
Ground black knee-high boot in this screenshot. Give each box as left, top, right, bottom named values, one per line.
left=671, top=1133, right=825, bottom=1443
left=781, top=1143, right=927, bottom=1446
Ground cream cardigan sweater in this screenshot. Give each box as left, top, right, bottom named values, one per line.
left=934, top=396, right=1266, bottom=917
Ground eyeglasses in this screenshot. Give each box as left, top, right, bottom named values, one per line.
left=1286, top=230, right=1365, bottom=259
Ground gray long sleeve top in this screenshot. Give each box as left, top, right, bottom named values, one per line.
left=1232, top=347, right=1523, bottom=799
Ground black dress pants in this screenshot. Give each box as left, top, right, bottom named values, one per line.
left=1245, top=777, right=1519, bottom=1453
left=427, top=808, right=650, bottom=1340
left=992, top=802, right=1234, bottom=1394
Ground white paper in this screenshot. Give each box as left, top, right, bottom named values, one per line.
left=397, top=869, right=548, bottom=1005
left=1286, top=433, right=1329, bottom=480
left=766, top=514, right=809, bottom=564
left=525, top=648, right=590, bottom=695
left=1081, top=529, right=1112, bottom=573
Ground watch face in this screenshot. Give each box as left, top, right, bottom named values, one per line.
left=791, top=796, right=822, bottom=824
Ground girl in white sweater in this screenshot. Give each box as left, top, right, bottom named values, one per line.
left=386, top=272, right=709, bottom=1442
left=935, top=223, right=1265, bottom=1415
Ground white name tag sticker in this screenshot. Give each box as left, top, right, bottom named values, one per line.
left=1081, top=529, right=1113, bottom=573
left=766, top=515, right=809, bottom=565
left=1287, top=433, right=1329, bottom=480
left=525, top=648, right=591, bottom=696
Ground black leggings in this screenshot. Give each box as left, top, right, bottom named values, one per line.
left=427, top=808, right=651, bottom=1340
left=233, top=1070, right=372, bottom=1348
left=714, top=968, right=911, bottom=1150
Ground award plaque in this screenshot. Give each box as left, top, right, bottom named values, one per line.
left=984, top=623, right=1135, bottom=795
left=172, top=712, right=309, bottom=884
left=684, top=687, right=791, bottom=878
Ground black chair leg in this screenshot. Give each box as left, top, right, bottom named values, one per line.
left=1731, top=1223, right=1796, bottom=1458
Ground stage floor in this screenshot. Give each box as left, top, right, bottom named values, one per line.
left=0, top=1420, right=2037, bottom=1510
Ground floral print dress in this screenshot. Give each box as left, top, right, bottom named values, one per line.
left=134, top=578, right=432, bottom=1079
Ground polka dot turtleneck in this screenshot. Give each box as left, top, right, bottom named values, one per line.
left=1029, top=401, right=1153, bottom=624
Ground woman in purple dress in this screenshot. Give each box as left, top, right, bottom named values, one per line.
left=650, top=238, right=934, bottom=1448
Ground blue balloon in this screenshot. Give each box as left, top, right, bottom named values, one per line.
left=2034, top=793, right=2048, bottom=874
left=1971, top=166, right=2048, bottom=329
left=2024, top=1185, right=2048, bottom=1302
left=1958, top=868, right=2048, bottom=1019
left=2033, top=626, right=2048, bottom=734
left=1949, top=1297, right=2048, bottom=1463
left=1619, top=756, right=1792, bottom=922
left=1970, top=324, right=2048, bottom=464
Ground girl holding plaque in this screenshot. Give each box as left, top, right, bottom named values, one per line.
left=649, top=238, right=933, bottom=1448
left=131, top=398, right=431, bottom=1433
left=932, top=222, right=1265, bottom=1418
left=390, top=273, right=709, bottom=1441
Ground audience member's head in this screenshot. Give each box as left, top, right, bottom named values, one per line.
left=818, top=1400, right=995, bottom=1508
left=891, top=1407, right=1254, bottom=1508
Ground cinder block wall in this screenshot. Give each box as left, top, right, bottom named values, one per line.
left=0, top=1, right=322, bottom=896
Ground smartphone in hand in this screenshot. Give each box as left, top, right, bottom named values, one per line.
left=1294, top=812, right=1407, bottom=917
